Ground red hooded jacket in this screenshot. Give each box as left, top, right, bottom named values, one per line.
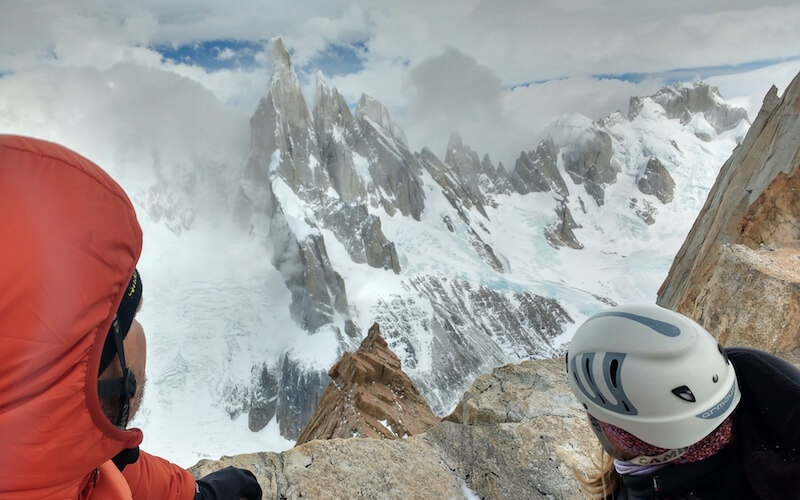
left=0, top=135, right=195, bottom=499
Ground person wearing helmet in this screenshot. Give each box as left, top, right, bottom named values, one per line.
left=0, top=135, right=262, bottom=499
left=566, top=304, right=800, bottom=499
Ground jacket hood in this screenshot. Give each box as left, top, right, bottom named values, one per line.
left=0, top=135, right=144, bottom=497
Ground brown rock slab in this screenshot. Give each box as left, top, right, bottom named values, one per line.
left=295, top=323, right=440, bottom=445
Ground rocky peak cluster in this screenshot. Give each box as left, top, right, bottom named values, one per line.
left=228, top=36, right=752, bottom=443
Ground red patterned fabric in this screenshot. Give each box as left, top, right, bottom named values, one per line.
left=600, top=415, right=735, bottom=464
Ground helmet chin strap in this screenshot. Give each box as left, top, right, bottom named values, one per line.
left=97, top=316, right=137, bottom=428
left=587, top=413, right=688, bottom=465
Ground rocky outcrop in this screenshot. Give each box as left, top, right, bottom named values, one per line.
left=230, top=354, right=331, bottom=438
left=562, top=129, right=616, bottom=206
left=510, top=140, right=568, bottom=197
left=629, top=82, right=749, bottom=134
left=658, top=71, right=800, bottom=355
left=355, top=95, right=426, bottom=220
left=629, top=197, right=657, bottom=225
left=445, top=133, right=489, bottom=217
left=545, top=200, right=583, bottom=249
left=320, top=203, right=400, bottom=273
left=245, top=38, right=325, bottom=195
left=313, top=74, right=368, bottom=204
left=296, top=324, right=439, bottom=445
left=692, top=244, right=800, bottom=353
left=190, top=358, right=595, bottom=500
left=637, top=156, right=675, bottom=204
left=418, top=147, right=481, bottom=224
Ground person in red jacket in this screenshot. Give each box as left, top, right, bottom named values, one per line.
left=0, top=135, right=262, bottom=500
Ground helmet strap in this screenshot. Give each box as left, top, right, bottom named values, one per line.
left=97, top=316, right=137, bottom=428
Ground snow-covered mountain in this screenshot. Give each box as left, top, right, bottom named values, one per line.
left=124, top=38, right=749, bottom=465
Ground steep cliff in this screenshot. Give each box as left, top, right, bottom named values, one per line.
left=658, top=71, right=800, bottom=356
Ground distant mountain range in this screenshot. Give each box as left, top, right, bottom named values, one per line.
left=139, top=38, right=750, bottom=443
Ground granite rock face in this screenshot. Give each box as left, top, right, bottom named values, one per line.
left=658, top=71, right=800, bottom=355
left=510, top=139, right=569, bottom=197
left=562, top=129, right=616, bottom=206
left=445, top=133, right=489, bottom=217
left=545, top=200, right=583, bottom=249
left=692, top=244, right=800, bottom=353
left=637, top=156, right=676, bottom=204
left=296, top=324, right=440, bottom=445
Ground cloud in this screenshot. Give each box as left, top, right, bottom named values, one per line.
left=403, top=47, right=503, bottom=158
left=2, top=1, right=799, bottom=169
left=0, top=62, right=250, bottom=196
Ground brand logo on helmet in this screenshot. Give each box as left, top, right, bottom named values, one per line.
left=587, top=311, right=681, bottom=337
left=697, top=381, right=736, bottom=420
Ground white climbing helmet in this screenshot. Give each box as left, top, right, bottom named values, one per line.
left=566, top=304, right=740, bottom=450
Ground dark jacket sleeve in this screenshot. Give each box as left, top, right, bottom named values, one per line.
left=728, top=347, right=800, bottom=498
left=728, top=347, right=800, bottom=448
left=122, top=449, right=196, bottom=500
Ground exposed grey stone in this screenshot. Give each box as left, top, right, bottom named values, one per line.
left=510, top=150, right=550, bottom=194
left=276, top=353, right=331, bottom=439
left=245, top=38, right=326, bottom=196
left=493, top=161, right=513, bottom=194
left=320, top=202, right=400, bottom=274
left=466, top=227, right=505, bottom=272
left=510, top=140, right=569, bottom=197
left=637, top=156, right=676, bottom=204
left=562, top=129, right=616, bottom=206
left=313, top=73, right=368, bottom=204
left=629, top=197, right=657, bottom=225
left=544, top=200, right=583, bottom=249
left=445, top=132, right=488, bottom=216
left=629, top=82, right=749, bottom=133
left=417, top=147, right=476, bottom=224
left=442, top=215, right=455, bottom=232
left=355, top=96, right=426, bottom=220
left=362, top=214, right=401, bottom=273
left=292, top=234, right=349, bottom=331
left=248, top=365, right=279, bottom=432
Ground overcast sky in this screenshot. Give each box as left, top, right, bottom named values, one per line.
left=1, top=0, right=799, bottom=168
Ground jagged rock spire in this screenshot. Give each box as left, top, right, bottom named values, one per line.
left=296, top=323, right=440, bottom=444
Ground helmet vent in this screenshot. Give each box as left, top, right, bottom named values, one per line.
left=671, top=385, right=697, bottom=403
left=584, top=358, right=594, bottom=385
left=622, top=400, right=631, bottom=413
left=609, top=359, right=619, bottom=389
